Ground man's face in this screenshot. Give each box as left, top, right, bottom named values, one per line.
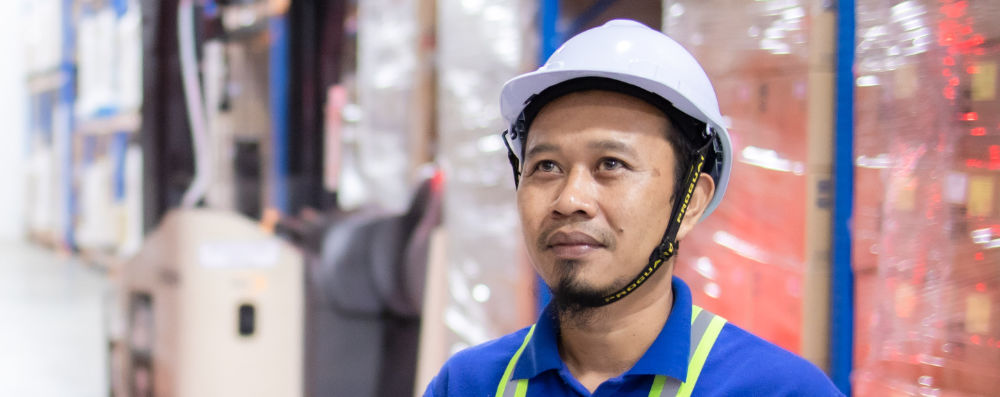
left=516, top=90, right=679, bottom=306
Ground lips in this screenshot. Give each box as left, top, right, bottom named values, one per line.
left=546, top=231, right=606, bottom=258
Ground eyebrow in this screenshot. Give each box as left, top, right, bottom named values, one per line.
left=524, top=143, right=560, bottom=160
left=524, top=139, right=639, bottom=160
left=587, top=140, right=638, bottom=157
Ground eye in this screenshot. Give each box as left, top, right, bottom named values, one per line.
left=598, top=158, right=626, bottom=171
left=533, top=160, right=560, bottom=174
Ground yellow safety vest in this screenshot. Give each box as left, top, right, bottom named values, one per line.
left=495, top=305, right=727, bottom=397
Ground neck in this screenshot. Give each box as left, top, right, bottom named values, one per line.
left=556, top=267, right=674, bottom=392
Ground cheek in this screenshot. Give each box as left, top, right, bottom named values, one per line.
left=517, top=190, right=557, bottom=279
left=618, top=202, right=668, bottom=239
left=607, top=180, right=674, bottom=244
left=516, top=189, right=535, bottom=222
left=517, top=190, right=545, bottom=244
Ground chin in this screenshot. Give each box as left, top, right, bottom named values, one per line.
left=550, top=269, right=624, bottom=308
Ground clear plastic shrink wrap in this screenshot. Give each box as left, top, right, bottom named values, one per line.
left=664, top=0, right=836, bottom=367
left=346, top=0, right=423, bottom=212
left=853, top=0, right=1000, bottom=395
left=416, top=0, right=537, bottom=382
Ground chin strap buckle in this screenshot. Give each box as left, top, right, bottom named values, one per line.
left=501, top=129, right=522, bottom=188
left=650, top=240, right=676, bottom=263
left=661, top=241, right=675, bottom=257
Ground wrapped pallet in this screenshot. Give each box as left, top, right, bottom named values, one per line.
left=663, top=0, right=836, bottom=368
left=414, top=0, right=537, bottom=392
left=853, top=0, right=1000, bottom=395
left=339, top=0, right=435, bottom=212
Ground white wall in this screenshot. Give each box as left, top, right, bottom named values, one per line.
left=0, top=0, right=27, bottom=242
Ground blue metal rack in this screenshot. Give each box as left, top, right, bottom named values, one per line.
left=538, top=0, right=562, bottom=66
left=269, top=14, right=290, bottom=216
left=831, top=0, right=856, bottom=394
left=111, top=131, right=130, bottom=202
left=59, top=0, right=77, bottom=250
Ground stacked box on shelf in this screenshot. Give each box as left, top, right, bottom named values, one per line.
left=23, top=0, right=75, bottom=250
left=72, top=131, right=142, bottom=255
left=72, top=0, right=144, bottom=258
left=22, top=0, right=144, bottom=255
left=663, top=0, right=836, bottom=367
left=853, top=0, right=1000, bottom=395
left=26, top=90, right=58, bottom=245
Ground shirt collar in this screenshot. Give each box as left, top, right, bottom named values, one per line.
left=511, top=276, right=693, bottom=382
left=510, top=296, right=564, bottom=379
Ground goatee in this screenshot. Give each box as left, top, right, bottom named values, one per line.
left=548, top=260, right=626, bottom=324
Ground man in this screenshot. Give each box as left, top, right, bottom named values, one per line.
left=424, top=19, right=843, bottom=396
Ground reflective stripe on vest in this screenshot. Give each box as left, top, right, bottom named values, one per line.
left=495, top=305, right=727, bottom=397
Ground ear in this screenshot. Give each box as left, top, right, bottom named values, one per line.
left=675, top=173, right=715, bottom=241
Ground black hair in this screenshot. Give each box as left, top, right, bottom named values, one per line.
left=663, top=119, right=698, bottom=206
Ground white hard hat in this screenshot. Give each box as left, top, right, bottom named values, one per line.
left=499, top=19, right=732, bottom=219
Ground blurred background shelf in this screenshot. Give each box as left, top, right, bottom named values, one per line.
left=26, top=69, right=68, bottom=94
left=76, top=111, right=141, bottom=136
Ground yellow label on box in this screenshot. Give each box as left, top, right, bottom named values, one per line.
left=972, top=61, right=997, bottom=101
left=894, top=64, right=918, bottom=99
left=968, top=175, right=994, bottom=217
left=966, top=292, right=990, bottom=334
left=894, top=284, right=916, bottom=319
left=893, top=176, right=917, bottom=212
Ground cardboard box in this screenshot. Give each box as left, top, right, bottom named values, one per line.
left=665, top=0, right=836, bottom=369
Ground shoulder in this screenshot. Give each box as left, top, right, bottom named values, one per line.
left=696, top=322, right=844, bottom=396
left=422, top=326, right=533, bottom=397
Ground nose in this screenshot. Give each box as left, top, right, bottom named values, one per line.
left=551, top=166, right=598, bottom=219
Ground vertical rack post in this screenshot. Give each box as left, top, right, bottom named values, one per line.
left=60, top=0, right=77, bottom=249
left=269, top=12, right=290, bottom=215
left=538, top=0, right=561, bottom=63
left=831, top=0, right=856, bottom=394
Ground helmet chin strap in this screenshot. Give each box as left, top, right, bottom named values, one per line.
left=502, top=129, right=522, bottom=187
left=593, top=140, right=712, bottom=307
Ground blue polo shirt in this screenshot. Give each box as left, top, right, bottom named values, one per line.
left=424, top=276, right=843, bottom=396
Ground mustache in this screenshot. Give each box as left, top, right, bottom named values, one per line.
left=535, top=223, right=616, bottom=252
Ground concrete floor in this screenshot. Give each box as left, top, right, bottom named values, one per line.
left=0, top=241, right=110, bottom=397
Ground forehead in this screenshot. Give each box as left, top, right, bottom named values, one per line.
left=526, top=90, right=671, bottom=144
